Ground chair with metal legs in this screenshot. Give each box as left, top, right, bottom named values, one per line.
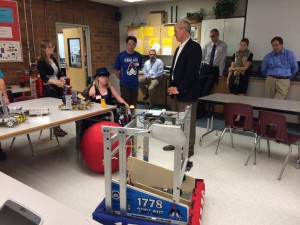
left=244, top=110, right=300, bottom=180
left=215, top=102, right=256, bottom=155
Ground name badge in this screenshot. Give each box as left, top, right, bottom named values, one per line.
left=96, top=95, right=102, bottom=100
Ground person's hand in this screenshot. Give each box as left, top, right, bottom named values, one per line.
left=226, top=80, right=230, bottom=87
left=59, top=77, right=66, bottom=84
left=229, top=67, right=233, bottom=72
left=56, top=80, right=63, bottom=86
left=168, top=86, right=179, bottom=95
left=4, top=97, right=9, bottom=105
left=145, top=76, right=152, bottom=81
left=124, top=102, right=130, bottom=108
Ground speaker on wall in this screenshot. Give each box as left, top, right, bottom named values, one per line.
left=115, top=12, right=121, bottom=21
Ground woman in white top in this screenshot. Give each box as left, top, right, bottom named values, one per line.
left=37, top=40, right=67, bottom=137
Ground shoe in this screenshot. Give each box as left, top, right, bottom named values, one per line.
left=59, top=128, right=68, bottom=135
left=163, top=145, right=175, bottom=151
left=188, top=151, right=194, bottom=158
left=0, top=148, right=7, bottom=160
left=143, top=94, right=149, bottom=101
left=53, top=129, right=66, bottom=137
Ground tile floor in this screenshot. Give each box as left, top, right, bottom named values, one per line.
left=0, top=120, right=300, bottom=225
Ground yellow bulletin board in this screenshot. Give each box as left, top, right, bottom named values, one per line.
left=143, top=26, right=161, bottom=55
left=161, top=25, right=179, bottom=55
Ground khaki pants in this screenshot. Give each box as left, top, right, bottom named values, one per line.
left=171, top=98, right=198, bottom=152
left=139, top=77, right=161, bottom=107
left=265, top=76, right=290, bottom=99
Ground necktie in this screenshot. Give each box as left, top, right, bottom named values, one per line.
left=209, top=44, right=216, bottom=66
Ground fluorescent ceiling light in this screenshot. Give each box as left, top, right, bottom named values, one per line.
left=123, top=0, right=145, bottom=2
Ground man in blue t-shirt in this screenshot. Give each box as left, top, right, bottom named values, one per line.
left=0, top=69, right=9, bottom=160
left=114, top=36, right=142, bottom=107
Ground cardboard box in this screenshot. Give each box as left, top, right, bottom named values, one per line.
left=146, top=12, right=167, bottom=26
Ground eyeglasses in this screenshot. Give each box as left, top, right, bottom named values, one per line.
left=47, top=46, right=55, bottom=49
left=149, top=54, right=156, bottom=56
left=210, top=35, right=217, bottom=38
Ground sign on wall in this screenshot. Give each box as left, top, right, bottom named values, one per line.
left=0, top=0, right=22, bottom=62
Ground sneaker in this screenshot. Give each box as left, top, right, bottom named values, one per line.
left=163, top=145, right=175, bottom=151
left=0, top=148, right=7, bottom=160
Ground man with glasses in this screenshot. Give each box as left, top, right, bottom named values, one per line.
left=198, top=29, right=227, bottom=117
left=139, top=49, right=164, bottom=108
left=162, top=20, right=202, bottom=158
left=114, top=36, right=142, bottom=108
left=261, top=36, right=298, bottom=99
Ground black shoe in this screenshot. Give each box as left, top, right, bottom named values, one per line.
left=0, top=148, right=7, bottom=160
left=163, top=145, right=175, bottom=151
left=143, top=94, right=149, bottom=101
left=188, top=151, right=194, bottom=158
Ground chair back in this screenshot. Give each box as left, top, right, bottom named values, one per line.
left=258, top=110, right=288, bottom=143
left=224, top=102, right=254, bottom=131
left=13, top=95, right=35, bottom=102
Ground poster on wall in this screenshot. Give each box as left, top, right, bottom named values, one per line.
left=0, top=0, right=22, bottom=62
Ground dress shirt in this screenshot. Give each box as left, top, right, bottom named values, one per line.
left=143, top=58, right=164, bottom=79
left=261, top=48, right=298, bottom=77
left=172, top=37, right=190, bottom=80
left=202, top=40, right=227, bottom=76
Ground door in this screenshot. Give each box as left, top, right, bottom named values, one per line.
left=63, top=27, right=86, bottom=91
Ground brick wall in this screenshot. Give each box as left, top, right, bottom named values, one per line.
left=1, top=0, right=119, bottom=85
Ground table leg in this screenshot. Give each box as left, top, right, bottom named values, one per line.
left=199, top=103, right=217, bottom=146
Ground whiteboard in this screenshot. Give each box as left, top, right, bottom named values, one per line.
left=201, top=18, right=244, bottom=56
left=245, top=0, right=300, bottom=60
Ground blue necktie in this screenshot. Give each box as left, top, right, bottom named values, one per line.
left=209, top=44, right=216, bottom=66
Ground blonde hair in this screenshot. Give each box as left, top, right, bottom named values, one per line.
left=94, top=77, right=109, bottom=89
left=39, top=40, right=52, bottom=64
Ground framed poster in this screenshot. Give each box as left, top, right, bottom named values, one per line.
left=0, top=0, right=22, bottom=62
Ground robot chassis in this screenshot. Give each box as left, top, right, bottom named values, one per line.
left=95, top=106, right=205, bottom=225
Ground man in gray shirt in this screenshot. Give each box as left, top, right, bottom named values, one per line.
left=198, top=29, right=227, bottom=117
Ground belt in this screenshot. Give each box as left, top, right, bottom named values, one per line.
left=269, top=75, right=291, bottom=79
left=202, top=63, right=218, bottom=69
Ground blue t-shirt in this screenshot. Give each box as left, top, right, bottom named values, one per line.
left=0, top=70, right=4, bottom=78
left=114, top=50, right=142, bottom=90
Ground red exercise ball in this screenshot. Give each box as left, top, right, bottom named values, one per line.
left=81, top=121, right=131, bottom=173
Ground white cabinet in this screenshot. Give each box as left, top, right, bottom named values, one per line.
left=201, top=18, right=244, bottom=56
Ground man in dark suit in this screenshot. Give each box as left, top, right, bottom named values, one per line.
left=163, top=20, right=202, bottom=158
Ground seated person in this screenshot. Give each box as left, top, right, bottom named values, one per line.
left=89, top=68, right=129, bottom=108
left=139, top=49, right=164, bottom=108
left=81, top=68, right=129, bottom=135
left=0, top=69, right=9, bottom=160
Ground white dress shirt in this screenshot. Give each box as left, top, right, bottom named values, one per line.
left=172, top=37, right=190, bottom=80
left=202, top=40, right=227, bottom=75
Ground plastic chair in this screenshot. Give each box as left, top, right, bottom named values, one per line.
left=10, top=96, right=59, bottom=156
left=215, top=102, right=256, bottom=154
left=244, top=110, right=300, bottom=180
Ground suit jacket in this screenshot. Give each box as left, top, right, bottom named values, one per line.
left=169, top=38, right=202, bottom=102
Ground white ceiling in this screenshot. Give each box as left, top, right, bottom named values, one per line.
left=88, top=0, right=173, bottom=7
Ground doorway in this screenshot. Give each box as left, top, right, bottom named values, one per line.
left=55, top=22, right=92, bottom=91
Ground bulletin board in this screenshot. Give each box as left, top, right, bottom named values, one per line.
left=0, top=0, right=22, bottom=62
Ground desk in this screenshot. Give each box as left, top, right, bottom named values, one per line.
left=0, top=172, right=100, bottom=225
left=199, top=93, right=300, bottom=145
left=0, top=97, right=115, bottom=140
left=7, top=85, right=31, bottom=94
